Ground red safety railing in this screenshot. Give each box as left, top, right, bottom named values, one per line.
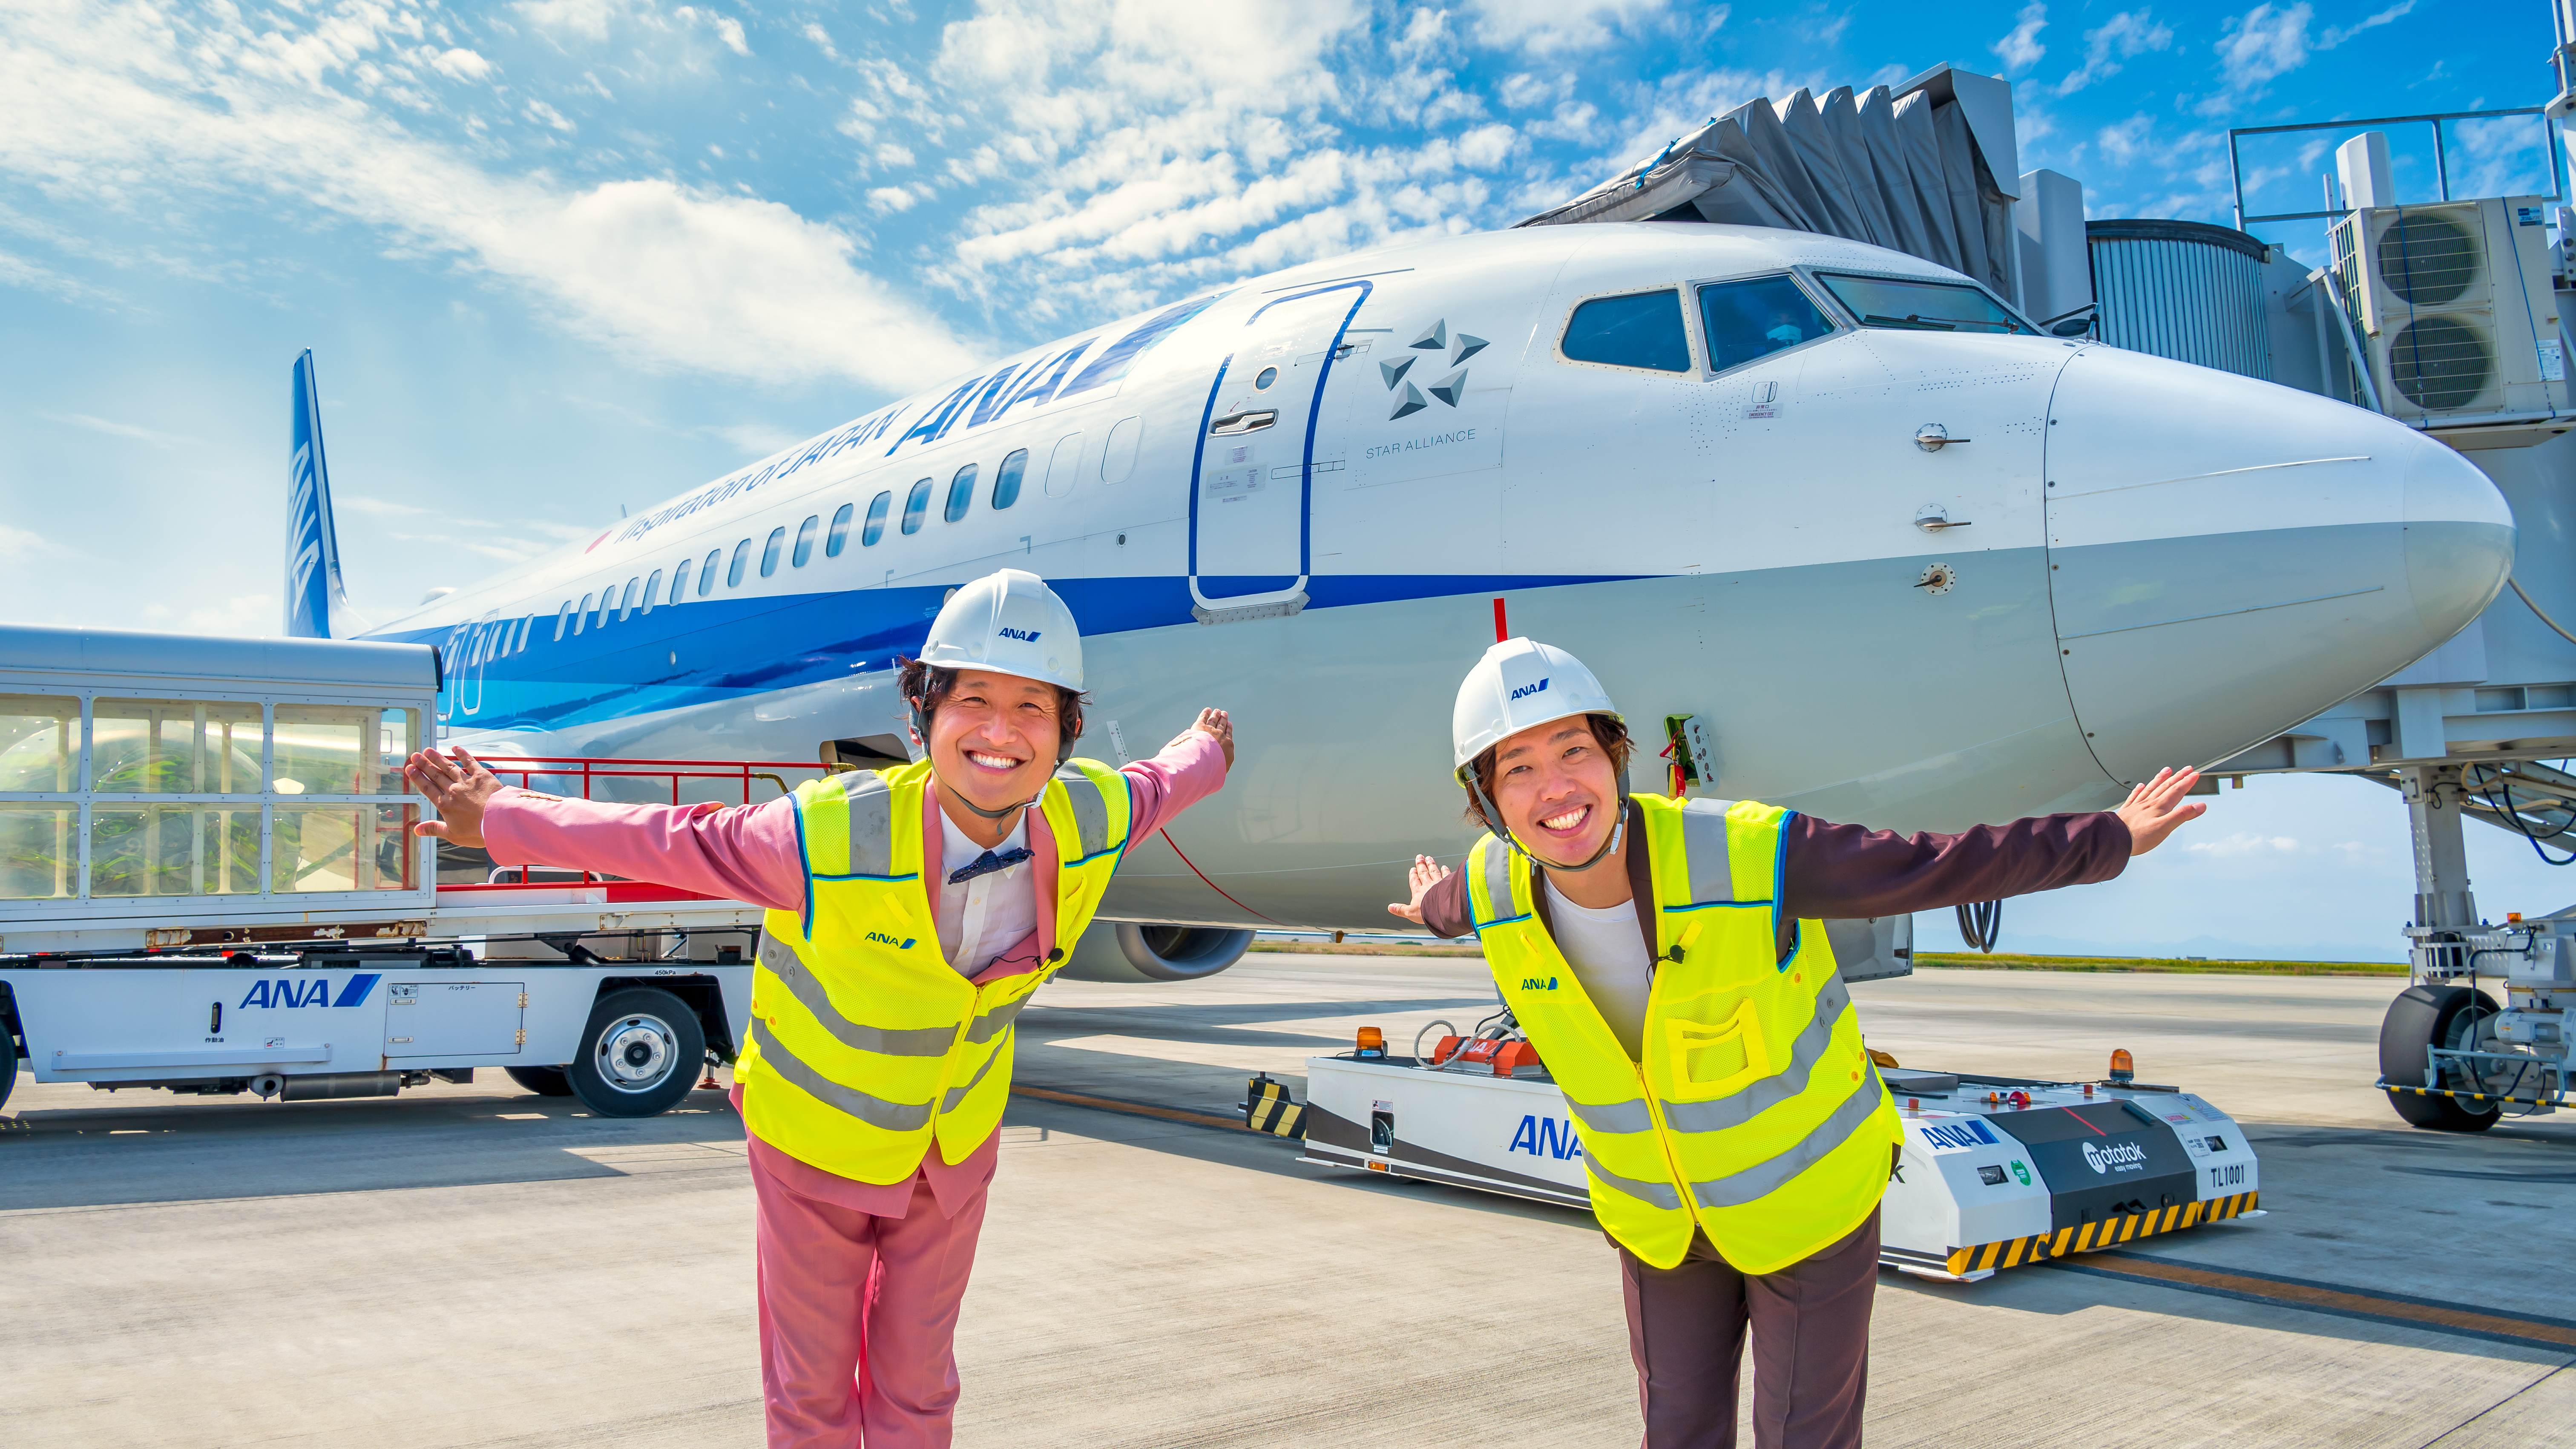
left=434, top=755, right=829, bottom=897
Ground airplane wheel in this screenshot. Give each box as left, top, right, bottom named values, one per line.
left=566, top=989, right=704, bottom=1118
left=2379, top=984, right=2503, bottom=1132
left=505, top=1065, right=575, bottom=1097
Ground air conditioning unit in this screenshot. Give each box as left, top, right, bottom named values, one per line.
left=2330, top=196, right=2569, bottom=425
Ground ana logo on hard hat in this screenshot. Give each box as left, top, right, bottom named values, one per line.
left=998, top=627, right=1041, bottom=642
left=1508, top=678, right=1549, bottom=701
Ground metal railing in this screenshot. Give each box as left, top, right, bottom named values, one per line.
left=2227, top=106, right=2565, bottom=227
left=436, top=756, right=825, bottom=894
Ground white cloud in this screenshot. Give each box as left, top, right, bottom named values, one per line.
left=2214, top=3, right=2312, bottom=93
left=2321, top=0, right=2414, bottom=49
left=2055, top=10, right=2172, bottom=96
left=40, top=411, right=203, bottom=448
left=802, top=21, right=840, bottom=61
left=675, top=6, right=750, bottom=57
left=428, top=47, right=492, bottom=81
left=1991, top=3, right=2047, bottom=76
left=138, top=593, right=283, bottom=638
left=1463, top=0, right=1668, bottom=55
left=514, top=0, right=627, bottom=42
left=525, top=98, right=576, bottom=132
left=339, top=495, right=437, bottom=519
left=2098, top=113, right=2156, bottom=164
left=1, top=1, right=978, bottom=391
left=1496, top=72, right=1563, bottom=110
left=0, top=523, right=74, bottom=566
left=868, top=186, right=918, bottom=213
left=2185, top=832, right=2304, bottom=857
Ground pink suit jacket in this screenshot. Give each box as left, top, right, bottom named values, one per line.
left=480, top=733, right=1227, bottom=1218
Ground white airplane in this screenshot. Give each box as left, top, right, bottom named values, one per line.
left=305, top=221, right=2515, bottom=978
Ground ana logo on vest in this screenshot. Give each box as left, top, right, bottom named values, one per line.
left=1508, top=677, right=1549, bottom=701
left=1518, top=976, right=1559, bottom=991
left=865, top=931, right=919, bottom=949
left=2080, top=1140, right=2148, bottom=1175
left=997, top=627, right=1041, bottom=642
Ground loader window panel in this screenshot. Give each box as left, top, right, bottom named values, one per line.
left=273, top=703, right=414, bottom=796
left=700, top=549, right=722, bottom=595
left=92, top=698, right=263, bottom=795
left=992, top=449, right=1027, bottom=510
left=902, top=478, right=932, bottom=535
left=1561, top=290, right=1691, bottom=372
left=727, top=539, right=751, bottom=587
left=826, top=503, right=855, bottom=557
left=945, top=464, right=978, bottom=523
left=760, top=527, right=786, bottom=578
left=670, top=557, right=694, bottom=604
left=1817, top=273, right=2029, bottom=335
left=0, top=694, right=80, bottom=793
left=1699, top=275, right=1837, bottom=374
left=0, top=803, right=78, bottom=899
left=792, top=514, right=821, bottom=567
left=273, top=802, right=420, bottom=893
left=862, top=491, right=892, bottom=546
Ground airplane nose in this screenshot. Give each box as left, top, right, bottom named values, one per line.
left=2043, top=346, right=2513, bottom=784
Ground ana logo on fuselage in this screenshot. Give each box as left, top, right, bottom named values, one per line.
left=239, top=974, right=381, bottom=1009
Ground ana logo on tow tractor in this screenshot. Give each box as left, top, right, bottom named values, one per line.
left=1508, top=1114, right=1584, bottom=1160
left=238, top=975, right=380, bottom=1009
left=2081, top=1140, right=2149, bottom=1175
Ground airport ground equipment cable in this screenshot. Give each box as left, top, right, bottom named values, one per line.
left=2466, top=761, right=2576, bottom=865
left=1955, top=899, right=2004, bottom=952
left=2508, top=576, right=2576, bottom=648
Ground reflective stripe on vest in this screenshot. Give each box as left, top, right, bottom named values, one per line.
left=1657, top=975, right=1852, bottom=1133
left=819, top=769, right=901, bottom=880
left=1472, top=835, right=1524, bottom=927
left=1564, top=1094, right=1656, bottom=1134
left=964, top=997, right=1026, bottom=1045
left=1690, top=1064, right=1889, bottom=1210
left=1588, top=1155, right=1685, bottom=1211
left=940, top=1037, right=1009, bottom=1112
left=1680, top=797, right=1736, bottom=907
left=759, top=932, right=956, bottom=1058
left=1054, top=765, right=1113, bottom=861
left=748, top=1018, right=936, bottom=1133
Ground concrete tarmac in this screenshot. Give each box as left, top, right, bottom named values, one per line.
left=4, top=953, right=2572, bottom=1447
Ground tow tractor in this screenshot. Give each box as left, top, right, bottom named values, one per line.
left=0, top=624, right=804, bottom=1119
left=1279, top=917, right=2264, bottom=1279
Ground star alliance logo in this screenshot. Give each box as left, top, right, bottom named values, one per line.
left=1381, top=318, right=1487, bottom=420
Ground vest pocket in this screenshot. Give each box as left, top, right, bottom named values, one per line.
left=1665, top=1000, right=1771, bottom=1099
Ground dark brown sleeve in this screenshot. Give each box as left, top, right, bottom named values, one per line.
left=1420, top=866, right=1476, bottom=939
left=1780, top=811, right=2132, bottom=922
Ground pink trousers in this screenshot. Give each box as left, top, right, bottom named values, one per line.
left=751, top=1155, right=992, bottom=1448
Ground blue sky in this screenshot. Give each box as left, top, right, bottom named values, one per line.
left=5, top=0, right=2569, bottom=956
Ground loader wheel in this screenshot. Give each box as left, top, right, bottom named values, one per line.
left=2379, top=984, right=2503, bottom=1132
left=0, top=1028, right=17, bottom=1115
left=505, top=1065, right=575, bottom=1097
left=566, top=988, right=704, bottom=1118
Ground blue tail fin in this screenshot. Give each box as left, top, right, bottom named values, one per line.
left=286, top=348, right=351, bottom=638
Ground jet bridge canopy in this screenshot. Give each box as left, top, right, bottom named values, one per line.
left=1518, top=64, right=2023, bottom=303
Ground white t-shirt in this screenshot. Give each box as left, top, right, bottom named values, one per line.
left=1543, top=877, right=1653, bottom=1061
left=935, top=808, right=1038, bottom=978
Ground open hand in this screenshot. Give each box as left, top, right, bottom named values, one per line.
left=1178, top=707, right=1235, bottom=768
left=2116, top=767, right=2206, bottom=855
left=403, top=746, right=507, bottom=848
left=1386, top=854, right=1453, bottom=925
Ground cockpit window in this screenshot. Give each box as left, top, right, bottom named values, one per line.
left=1561, top=290, right=1691, bottom=372
left=1699, top=276, right=1837, bottom=374
left=1815, top=273, right=2030, bottom=334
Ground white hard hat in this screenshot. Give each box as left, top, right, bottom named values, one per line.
left=1452, top=637, right=1620, bottom=776
left=918, top=568, right=1083, bottom=691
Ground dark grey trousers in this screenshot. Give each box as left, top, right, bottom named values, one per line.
left=1616, top=1209, right=1880, bottom=1449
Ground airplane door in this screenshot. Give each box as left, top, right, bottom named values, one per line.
left=1188, top=281, right=1371, bottom=619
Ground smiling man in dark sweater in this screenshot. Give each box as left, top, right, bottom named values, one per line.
left=1389, top=638, right=2202, bottom=1449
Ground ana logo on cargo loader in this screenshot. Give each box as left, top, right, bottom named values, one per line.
left=238, top=974, right=381, bottom=1009
left=2080, top=1140, right=2148, bottom=1175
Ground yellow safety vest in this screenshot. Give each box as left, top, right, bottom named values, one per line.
left=1466, top=795, right=1901, bottom=1273
left=738, top=757, right=1132, bottom=1183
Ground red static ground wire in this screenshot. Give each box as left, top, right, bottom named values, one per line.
left=1158, top=828, right=1284, bottom=925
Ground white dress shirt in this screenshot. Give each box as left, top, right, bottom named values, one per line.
left=935, top=808, right=1038, bottom=978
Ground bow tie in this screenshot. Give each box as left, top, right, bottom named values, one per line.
left=947, top=846, right=1034, bottom=886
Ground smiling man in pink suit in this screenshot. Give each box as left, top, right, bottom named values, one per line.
left=405, top=568, right=1232, bottom=1448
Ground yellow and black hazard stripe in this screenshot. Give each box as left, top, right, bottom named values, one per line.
left=2377, top=1077, right=2573, bottom=1111
left=1244, top=1074, right=1307, bottom=1138
left=1944, top=1191, right=2260, bottom=1276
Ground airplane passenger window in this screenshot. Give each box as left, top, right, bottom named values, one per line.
left=760, top=527, right=786, bottom=578
left=862, top=491, right=892, bottom=546
left=992, top=449, right=1027, bottom=509
left=1698, top=275, right=1837, bottom=374
left=945, top=464, right=978, bottom=523
left=643, top=570, right=664, bottom=612
left=671, top=556, right=694, bottom=603
left=594, top=580, right=617, bottom=629
left=792, top=515, right=821, bottom=567
left=700, top=549, right=721, bottom=595
left=1561, top=290, right=1690, bottom=372
left=573, top=594, right=592, bottom=634
left=553, top=602, right=571, bottom=641
left=826, top=503, right=855, bottom=557
left=1814, top=273, right=2030, bottom=334
left=618, top=577, right=641, bottom=620
left=902, top=478, right=932, bottom=535
left=727, top=539, right=751, bottom=587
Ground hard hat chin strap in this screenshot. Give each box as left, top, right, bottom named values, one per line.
left=1469, top=770, right=1633, bottom=876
